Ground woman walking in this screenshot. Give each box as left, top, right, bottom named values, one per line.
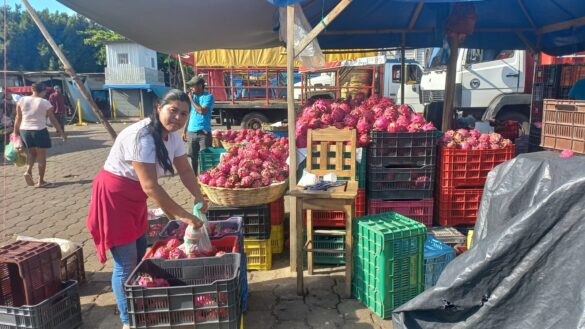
left=86, top=89, right=207, bottom=329
left=14, top=82, right=66, bottom=187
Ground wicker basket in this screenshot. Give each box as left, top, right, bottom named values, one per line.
left=261, top=123, right=288, bottom=132
left=200, top=180, right=288, bottom=207
left=221, top=140, right=245, bottom=152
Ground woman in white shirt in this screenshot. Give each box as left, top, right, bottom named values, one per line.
left=14, top=82, right=66, bottom=187
left=86, top=89, right=207, bottom=329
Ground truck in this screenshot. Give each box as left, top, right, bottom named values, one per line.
left=418, top=48, right=535, bottom=130
left=198, top=55, right=424, bottom=129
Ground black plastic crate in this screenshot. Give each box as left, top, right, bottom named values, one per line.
left=208, top=204, right=271, bottom=239
left=125, top=255, right=241, bottom=329
left=529, top=126, right=543, bottom=152
left=0, top=280, right=82, bottom=329
left=367, top=131, right=437, bottom=168
left=146, top=217, right=169, bottom=246
left=366, top=165, right=435, bottom=200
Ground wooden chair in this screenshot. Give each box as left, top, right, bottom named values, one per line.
left=289, top=127, right=358, bottom=297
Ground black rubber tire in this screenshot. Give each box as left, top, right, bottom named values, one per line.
left=241, top=112, right=269, bottom=130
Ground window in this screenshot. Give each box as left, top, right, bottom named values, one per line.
left=392, top=66, right=401, bottom=83
left=117, top=53, right=129, bottom=65
left=466, top=49, right=514, bottom=65
left=151, top=58, right=155, bottom=68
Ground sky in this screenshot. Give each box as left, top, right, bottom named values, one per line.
left=5, top=0, right=75, bottom=15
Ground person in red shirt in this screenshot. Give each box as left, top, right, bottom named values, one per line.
left=48, top=85, right=68, bottom=131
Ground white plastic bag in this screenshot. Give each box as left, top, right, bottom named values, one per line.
left=16, top=236, right=80, bottom=258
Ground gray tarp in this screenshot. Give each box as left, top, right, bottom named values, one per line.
left=393, top=151, right=585, bottom=329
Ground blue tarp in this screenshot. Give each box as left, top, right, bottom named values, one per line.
left=268, top=0, right=585, bottom=56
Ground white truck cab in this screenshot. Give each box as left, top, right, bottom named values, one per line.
left=419, top=48, right=533, bottom=129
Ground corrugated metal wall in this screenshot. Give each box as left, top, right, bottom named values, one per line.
left=111, top=89, right=155, bottom=118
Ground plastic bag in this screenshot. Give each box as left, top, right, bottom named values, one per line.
left=14, top=149, right=27, bottom=167
left=181, top=202, right=214, bottom=257
left=10, top=133, right=23, bottom=149
left=16, top=236, right=80, bottom=259
left=3, top=142, right=17, bottom=162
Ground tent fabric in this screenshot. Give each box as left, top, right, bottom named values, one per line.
left=57, top=0, right=585, bottom=56
left=392, top=151, right=585, bottom=329
left=187, top=48, right=380, bottom=67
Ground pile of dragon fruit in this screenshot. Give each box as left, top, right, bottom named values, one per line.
left=213, top=128, right=276, bottom=144
left=149, top=238, right=225, bottom=260
left=295, top=96, right=436, bottom=148
left=438, top=129, right=512, bottom=150
left=199, top=137, right=289, bottom=188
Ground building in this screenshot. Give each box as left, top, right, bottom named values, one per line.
left=104, top=41, right=167, bottom=119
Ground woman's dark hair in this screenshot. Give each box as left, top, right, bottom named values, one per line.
left=138, top=89, right=190, bottom=175
left=32, top=82, right=46, bottom=93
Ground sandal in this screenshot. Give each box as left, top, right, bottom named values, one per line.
left=23, top=173, right=35, bottom=186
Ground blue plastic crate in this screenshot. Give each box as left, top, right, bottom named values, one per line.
left=241, top=254, right=248, bottom=313
left=423, top=235, right=456, bottom=290
left=267, top=130, right=288, bottom=138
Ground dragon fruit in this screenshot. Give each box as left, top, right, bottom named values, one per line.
left=560, top=149, right=574, bottom=158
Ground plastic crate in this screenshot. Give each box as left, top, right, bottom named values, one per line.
left=428, top=227, right=466, bottom=247
left=437, top=146, right=515, bottom=189
left=125, top=254, right=241, bottom=329
left=146, top=217, right=169, bottom=246
left=357, top=153, right=367, bottom=188
left=0, top=241, right=62, bottom=307
left=0, top=280, right=82, bottom=329
left=160, top=217, right=243, bottom=241
left=60, top=247, right=86, bottom=284
left=367, top=199, right=433, bottom=227
left=241, top=255, right=248, bottom=313
left=541, top=99, right=585, bottom=154
left=352, top=212, right=426, bottom=319
left=208, top=204, right=271, bottom=239
left=356, top=189, right=366, bottom=217
left=467, top=230, right=474, bottom=249
left=436, top=188, right=483, bottom=226
left=304, top=231, right=346, bottom=265
left=423, top=236, right=456, bottom=290
left=270, top=224, right=284, bottom=254
left=529, top=126, right=543, bottom=152
left=494, top=120, right=520, bottom=141
left=243, top=239, right=272, bottom=271
left=269, top=198, right=284, bottom=225
left=199, top=147, right=226, bottom=173
left=367, top=131, right=437, bottom=168
left=144, top=235, right=240, bottom=259
left=366, top=165, right=435, bottom=200
left=304, top=210, right=346, bottom=228
left=267, top=130, right=288, bottom=138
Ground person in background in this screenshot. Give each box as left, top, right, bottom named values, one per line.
left=49, top=85, right=68, bottom=131
left=568, top=78, right=585, bottom=100
left=183, top=76, right=214, bottom=175
left=86, top=89, right=208, bottom=329
left=14, top=82, right=66, bottom=187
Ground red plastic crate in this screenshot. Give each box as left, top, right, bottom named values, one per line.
left=144, top=236, right=240, bottom=259
left=304, top=191, right=365, bottom=227
left=0, top=241, right=62, bottom=307
left=494, top=121, right=520, bottom=141
left=356, top=189, right=366, bottom=217
left=269, top=197, right=285, bottom=225
left=437, top=146, right=515, bottom=189
left=367, top=199, right=433, bottom=226
left=435, top=188, right=484, bottom=226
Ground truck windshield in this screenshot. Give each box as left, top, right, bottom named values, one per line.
left=428, top=48, right=449, bottom=69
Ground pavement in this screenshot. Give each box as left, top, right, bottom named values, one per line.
left=0, top=122, right=392, bottom=329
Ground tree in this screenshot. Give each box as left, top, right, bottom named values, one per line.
left=82, top=29, right=125, bottom=66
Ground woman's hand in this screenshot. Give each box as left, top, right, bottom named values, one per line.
left=179, top=214, right=203, bottom=229
left=196, top=198, right=208, bottom=213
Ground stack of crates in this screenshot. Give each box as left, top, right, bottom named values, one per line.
left=435, top=146, right=515, bottom=226
left=423, top=236, right=456, bottom=290
left=208, top=203, right=273, bottom=271
left=125, top=254, right=242, bottom=329
left=366, top=131, right=437, bottom=227
left=0, top=241, right=82, bottom=328
left=269, top=197, right=285, bottom=254
left=352, top=212, right=426, bottom=319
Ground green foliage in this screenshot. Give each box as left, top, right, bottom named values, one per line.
left=0, top=5, right=122, bottom=72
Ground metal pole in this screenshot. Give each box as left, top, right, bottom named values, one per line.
left=139, top=89, right=145, bottom=119
left=22, top=0, right=117, bottom=140
left=178, top=55, right=187, bottom=92
left=400, top=46, right=406, bottom=104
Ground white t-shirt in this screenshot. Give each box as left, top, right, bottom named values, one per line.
left=104, top=118, right=186, bottom=180
left=17, top=96, right=53, bottom=130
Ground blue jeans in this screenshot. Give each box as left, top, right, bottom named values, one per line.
left=110, top=235, right=147, bottom=325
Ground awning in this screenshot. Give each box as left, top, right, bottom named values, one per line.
left=104, top=84, right=171, bottom=98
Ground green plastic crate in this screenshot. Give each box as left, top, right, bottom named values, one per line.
left=199, top=147, right=225, bottom=173
left=352, top=212, right=426, bottom=319
left=304, top=231, right=346, bottom=265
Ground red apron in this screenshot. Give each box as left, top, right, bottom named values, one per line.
left=87, top=169, right=148, bottom=263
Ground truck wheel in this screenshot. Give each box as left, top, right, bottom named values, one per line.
left=241, top=112, right=269, bottom=130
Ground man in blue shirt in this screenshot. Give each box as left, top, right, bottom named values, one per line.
left=183, top=76, right=214, bottom=174
left=568, top=78, right=585, bottom=100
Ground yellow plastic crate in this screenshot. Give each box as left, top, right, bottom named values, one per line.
left=244, top=238, right=272, bottom=271
left=270, top=224, right=284, bottom=254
